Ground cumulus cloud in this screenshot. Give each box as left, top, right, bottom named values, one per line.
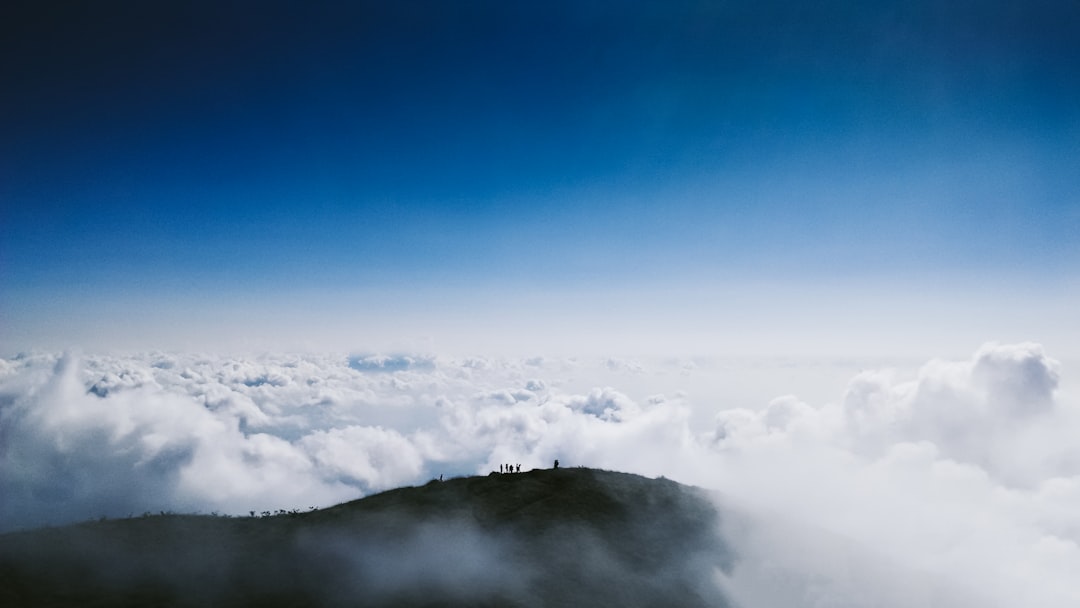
left=703, top=342, right=1080, bottom=607
left=1, top=343, right=1078, bottom=605
left=300, top=425, right=425, bottom=489
left=0, top=353, right=360, bottom=530
left=348, top=354, right=436, bottom=373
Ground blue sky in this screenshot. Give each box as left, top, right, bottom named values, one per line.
left=2, top=1, right=1078, bottom=356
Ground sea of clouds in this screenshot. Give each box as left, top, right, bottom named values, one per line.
left=1, top=342, right=1078, bottom=606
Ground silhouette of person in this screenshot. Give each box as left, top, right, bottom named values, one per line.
left=554, top=459, right=559, bottom=469
left=516, top=464, right=521, bottom=473
left=500, top=464, right=504, bottom=473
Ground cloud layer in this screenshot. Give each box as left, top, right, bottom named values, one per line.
left=1, top=343, right=1078, bottom=606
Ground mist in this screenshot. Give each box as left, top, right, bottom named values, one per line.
left=1, top=470, right=735, bottom=607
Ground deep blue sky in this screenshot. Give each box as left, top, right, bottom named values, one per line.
left=2, top=1, right=1078, bottom=354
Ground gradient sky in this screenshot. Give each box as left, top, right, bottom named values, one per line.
left=2, top=1, right=1078, bottom=356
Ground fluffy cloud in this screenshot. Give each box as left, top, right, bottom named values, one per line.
left=704, top=342, right=1080, bottom=607
left=300, top=425, right=425, bottom=489
left=1, top=343, right=1078, bottom=606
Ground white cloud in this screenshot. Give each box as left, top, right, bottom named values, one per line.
left=300, top=425, right=425, bottom=489
left=0, top=344, right=1078, bottom=605
left=702, top=342, right=1080, bottom=607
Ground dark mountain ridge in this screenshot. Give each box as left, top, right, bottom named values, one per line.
left=0, top=467, right=736, bottom=607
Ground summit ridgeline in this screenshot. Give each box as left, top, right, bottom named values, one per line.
left=0, top=467, right=737, bottom=607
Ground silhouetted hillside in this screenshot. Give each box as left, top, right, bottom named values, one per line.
left=0, top=468, right=736, bottom=607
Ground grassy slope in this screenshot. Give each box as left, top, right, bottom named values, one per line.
left=0, top=468, right=736, bottom=607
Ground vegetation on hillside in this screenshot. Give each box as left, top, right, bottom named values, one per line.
left=0, top=467, right=736, bottom=607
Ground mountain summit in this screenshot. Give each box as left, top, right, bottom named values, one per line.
left=0, top=467, right=736, bottom=607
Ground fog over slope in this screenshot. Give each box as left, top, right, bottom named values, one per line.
left=0, top=469, right=736, bottom=607
left=2, top=343, right=1078, bottom=605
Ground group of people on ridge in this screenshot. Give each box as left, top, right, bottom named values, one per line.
left=496, top=459, right=559, bottom=474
